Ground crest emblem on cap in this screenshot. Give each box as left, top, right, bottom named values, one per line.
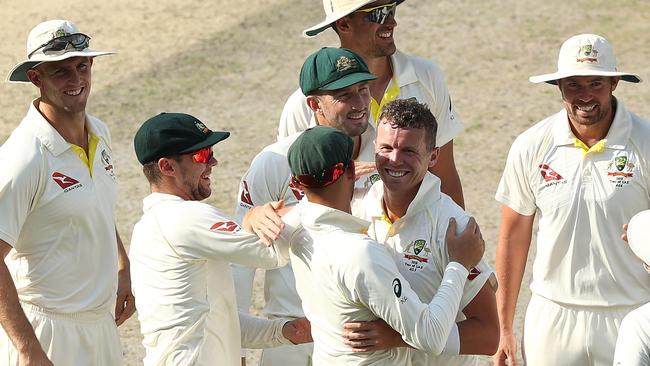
left=336, top=56, right=357, bottom=72
left=194, top=120, right=209, bottom=134
left=576, top=44, right=598, bottom=63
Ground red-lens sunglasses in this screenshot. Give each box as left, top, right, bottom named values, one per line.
left=190, top=147, right=214, bottom=164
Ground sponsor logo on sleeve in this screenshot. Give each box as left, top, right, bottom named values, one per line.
left=392, top=278, right=408, bottom=304
left=239, top=180, right=254, bottom=206
left=467, top=266, right=481, bottom=280
left=52, top=172, right=82, bottom=192
left=210, top=220, right=241, bottom=233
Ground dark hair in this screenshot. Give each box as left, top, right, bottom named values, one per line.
left=141, top=155, right=182, bottom=184
left=378, top=98, right=438, bottom=150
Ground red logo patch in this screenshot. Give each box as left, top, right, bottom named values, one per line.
left=240, top=181, right=253, bottom=206
left=467, top=266, right=481, bottom=280
left=52, top=172, right=80, bottom=189
left=538, top=164, right=563, bottom=182
left=288, top=179, right=304, bottom=200
left=210, top=221, right=239, bottom=232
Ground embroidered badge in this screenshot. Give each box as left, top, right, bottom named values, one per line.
left=576, top=43, right=598, bottom=63
left=607, top=154, right=635, bottom=187
left=336, top=56, right=357, bottom=72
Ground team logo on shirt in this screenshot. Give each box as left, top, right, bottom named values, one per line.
left=288, top=179, right=305, bottom=200
left=607, top=154, right=635, bottom=187
left=403, top=239, right=431, bottom=273
left=362, top=173, right=381, bottom=189
left=100, top=149, right=116, bottom=179
left=210, top=220, right=241, bottom=233
left=52, top=172, right=82, bottom=192
left=239, top=180, right=254, bottom=207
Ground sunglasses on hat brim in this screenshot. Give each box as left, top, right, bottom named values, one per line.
left=355, top=2, right=397, bottom=24
left=28, top=33, right=91, bottom=58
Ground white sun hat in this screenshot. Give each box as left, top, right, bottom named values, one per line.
left=7, top=19, right=114, bottom=83
left=627, top=210, right=650, bottom=266
left=303, top=0, right=405, bottom=38
left=529, top=33, right=641, bottom=85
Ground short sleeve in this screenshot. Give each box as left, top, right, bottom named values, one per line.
left=495, top=135, right=537, bottom=216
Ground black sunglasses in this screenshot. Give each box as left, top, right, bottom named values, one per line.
left=28, top=33, right=90, bottom=58
left=356, top=2, right=397, bottom=24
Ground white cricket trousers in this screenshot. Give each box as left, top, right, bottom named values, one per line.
left=0, top=302, right=122, bottom=365
left=260, top=342, right=313, bottom=366
left=523, top=294, right=635, bottom=366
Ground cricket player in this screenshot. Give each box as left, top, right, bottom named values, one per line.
left=494, top=34, right=650, bottom=366
left=286, top=125, right=484, bottom=365
left=279, top=0, right=465, bottom=207
left=233, top=47, right=377, bottom=365
left=613, top=210, right=650, bottom=365
left=343, top=98, right=499, bottom=365
left=130, top=112, right=311, bottom=366
left=0, top=19, right=134, bottom=365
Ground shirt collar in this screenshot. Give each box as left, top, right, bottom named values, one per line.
left=26, top=99, right=70, bottom=156
left=298, top=200, right=369, bottom=235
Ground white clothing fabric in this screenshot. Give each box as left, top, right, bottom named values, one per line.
left=0, top=100, right=119, bottom=313
left=523, top=294, right=631, bottom=366
left=130, top=193, right=289, bottom=366
left=288, top=200, right=469, bottom=365
left=359, top=173, right=497, bottom=365
left=0, top=302, right=122, bottom=366
left=495, top=100, right=650, bottom=306
left=277, top=50, right=463, bottom=148
left=614, top=302, right=650, bottom=366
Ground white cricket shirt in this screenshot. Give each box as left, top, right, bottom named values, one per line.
left=0, top=101, right=118, bottom=313
left=278, top=50, right=463, bottom=148
left=289, top=200, right=469, bottom=365
left=130, top=193, right=289, bottom=366
left=360, top=172, right=497, bottom=365
left=496, top=100, right=650, bottom=306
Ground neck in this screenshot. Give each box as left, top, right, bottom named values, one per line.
left=352, top=135, right=361, bottom=160
left=36, top=99, right=88, bottom=147
left=304, top=180, right=353, bottom=214
left=382, top=185, right=418, bottom=222
left=151, top=181, right=191, bottom=201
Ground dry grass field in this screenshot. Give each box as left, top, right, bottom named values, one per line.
left=1, top=0, right=649, bottom=364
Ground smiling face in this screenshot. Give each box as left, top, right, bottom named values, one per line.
left=558, top=76, right=619, bottom=127
left=28, top=56, right=93, bottom=116
left=172, top=148, right=218, bottom=201
left=375, top=120, right=438, bottom=198
left=341, top=0, right=398, bottom=58
left=309, top=81, right=371, bottom=137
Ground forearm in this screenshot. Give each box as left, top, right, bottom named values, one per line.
left=238, top=312, right=290, bottom=349
left=116, top=229, right=129, bottom=273
left=0, top=261, right=42, bottom=355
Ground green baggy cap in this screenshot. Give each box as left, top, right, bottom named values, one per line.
left=134, top=112, right=230, bottom=164
left=288, top=126, right=353, bottom=188
left=299, top=47, right=377, bottom=95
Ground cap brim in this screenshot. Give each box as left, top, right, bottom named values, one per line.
left=319, top=72, right=378, bottom=92
left=303, top=0, right=405, bottom=38
left=7, top=49, right=114, bottom=83
left=529, top=70, right=642, bottom=85
left=627, top=210, right=650, bottom=265
left=178, top=131, right=231, bottom=154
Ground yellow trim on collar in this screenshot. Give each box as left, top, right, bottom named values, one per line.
left=574, top=138, right=606, bottom=157
left=69, top=132, right=99, bottom=176
left=370, top=77, right=401, bottom=123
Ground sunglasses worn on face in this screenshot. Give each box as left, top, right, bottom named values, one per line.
left=28, top=33, right=91, bottom=58
left=292, top=161, right=349, bottom=188
left=190, top=147, right=214, bottom=164
left=356, top=2, right=397, bottom=24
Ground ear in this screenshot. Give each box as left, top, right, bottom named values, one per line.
left=306, top=95, right=321, bottom=113
left=26, top=69, right=42, bottom=88
left=157, top=158, right=176, bottom=177
left=428, top=147, right=440, bottom=169
left=335, top=17, right=352, bottom=34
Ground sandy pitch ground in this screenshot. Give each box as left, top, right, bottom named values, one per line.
left=1, top=0, right=649, bottom=365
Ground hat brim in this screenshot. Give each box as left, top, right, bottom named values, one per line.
left=529, top=69, right=642, bottom=85
left=627, top=210, right=650, bottom=265
left=319, top=72, right=377, bottom=92
left=7, top=49, right=114, bottom=83
left=178, top=131, right=231, bottom=155
left=303, top=0, right=405, bottom=38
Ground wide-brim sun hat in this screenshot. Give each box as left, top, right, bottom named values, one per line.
left=529, top=33, right=641, bottom=85
left=627, top=210, right=650, bottom=266
left=303, top=0, right=405, bottom=38
left=7, top=19, right=113, bottom=83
